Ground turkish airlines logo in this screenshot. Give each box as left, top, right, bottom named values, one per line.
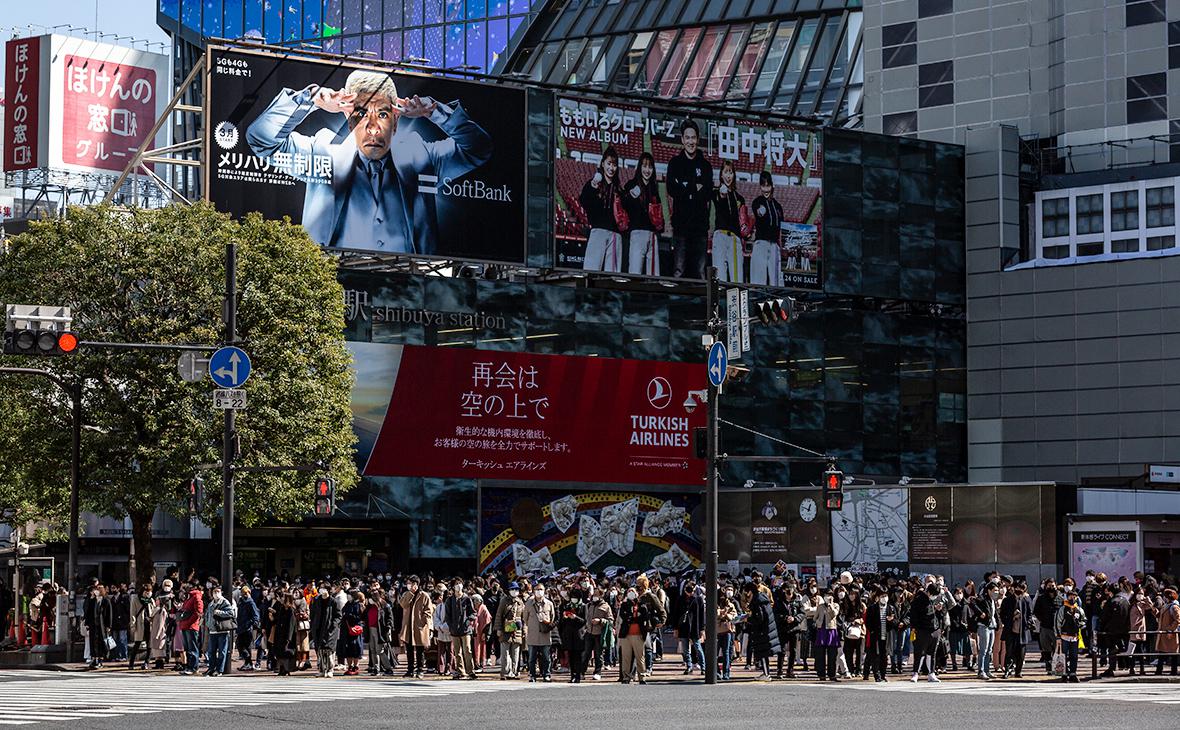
left=646, top=377, right=672, bottom=410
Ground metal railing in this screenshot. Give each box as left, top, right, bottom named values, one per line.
left=1090, top=630, right=1180, bottom=679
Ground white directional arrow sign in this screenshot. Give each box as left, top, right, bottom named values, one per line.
left=208, top=346, right=252, bottom=388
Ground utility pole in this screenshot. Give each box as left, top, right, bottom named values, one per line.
left=704, top=265, right=720, bottom=686
left=66, top=380, right=80, bottom=661
left=221, top=242, right=236, bottom=594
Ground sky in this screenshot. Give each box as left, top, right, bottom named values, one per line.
left=1, top=0, right=169, bottom=75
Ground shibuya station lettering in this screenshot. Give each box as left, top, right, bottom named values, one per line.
left=342, top=289, right=505, bottom=329
left=629, top=415, right=690, bottom=447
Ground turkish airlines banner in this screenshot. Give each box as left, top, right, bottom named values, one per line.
left=356, top=344, right=706, bottom=485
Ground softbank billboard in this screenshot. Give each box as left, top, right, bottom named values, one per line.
left=349, top=342, right=706, bottom=486
left=205, top=46, right=526, bottom=265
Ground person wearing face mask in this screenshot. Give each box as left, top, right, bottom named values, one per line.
left=800, top=583, right=820, bottom=673
left=444, top=580, right=477, bottom=680
left=583, top=584, right=613, bottom=680
left=772, top=584, right=804, bottom=678
left=203, top=579, right=237, bottom=677
left=948, top=586, right=971, bottom=671
left=150, top=579, right=173, bottom=670
left=841, top=587, right=866, bottom=678
left=908, top=582, right=942, bottom=683
left=716, top=585, right=739, bottom=680
left=523, top=583, right=555, bottom=682
left=1032, top=579, right=1061, bottom=674
left=674, top=581, right=706, bottom=675
left=635, top=575, right=667, bottom=676
left=999, top=581, right=1033, bottom=678
left=972, top=581, right=1000, bottom=680
left=481, top=580, right=503, bottom=670
left=557, top=587, right=588, bottom=683
left=864, top=589, right=895, bottom=682
left=177, top=581, right=204, bottom=675
left=471, top=593, right=492, bottom=672
left=235, top=585, right=260, bottom=672
left=1055, top=589, right=1087, bottom=682
left=127, top=583, right=157, bottom=671
left=494, top=582, right=526, bottom=680
left=308, top=583, right=340, bottom=677
left=810, top=589, right=840, bottom=681
left=398, top=576, right=432, bottom=678
left=616, top=585, right=653, bottom=684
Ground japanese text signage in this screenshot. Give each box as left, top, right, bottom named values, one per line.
left=3, top=36, right=41, bottom=172
left=62, top=54, right=159, bottom=171
left=554, top=95, right=822, bottom=289
left=360, top=345, right=706, bottom=484
left=3, top=35, right=167, bottom=176
left=205, top=47, right=528, bottom=265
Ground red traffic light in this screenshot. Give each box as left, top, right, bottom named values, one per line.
left=315, top=478, right=330, bottom=497
left=57, top=331, right=78, bottom=353
left=824, top=469, right=843, bottom=492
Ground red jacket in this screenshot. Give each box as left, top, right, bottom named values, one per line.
left=178, top=588, right=204, bottom=631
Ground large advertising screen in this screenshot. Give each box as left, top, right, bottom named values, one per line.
left=350, top=342, right=706, bottom=485
left=206, top=47, right=527, bottom=264
left=478, top=486, right=702, bottom=578
left=554, top=95, right=822, bottom=289
left=3, top=35, right=168, bottom=175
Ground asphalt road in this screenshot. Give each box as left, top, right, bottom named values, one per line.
left=1, top=669, right=1177, bottom=728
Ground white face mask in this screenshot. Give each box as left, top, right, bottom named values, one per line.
left=808, top=587, right=817, bottom=595
left=560, top=590, right=569, bottom=599
left=509, top=590, right=519, bottom=598
left=879, top=597, right=888, bottom=606
left=725, top=589, right=734, bottom=598
left=626, top=590, right=638, bottom=601
left=581, top=582, right=591, bottom=591
left=453, top=585, right=463, bottom=595
left=534, top=590, right=545, bottom=599
left=837, top=591, right=846, bottom=600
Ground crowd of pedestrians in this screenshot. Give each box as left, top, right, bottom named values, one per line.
left=52, top=565, right=1180, bottom=683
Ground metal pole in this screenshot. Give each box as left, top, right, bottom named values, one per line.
left=704, top=266, right=719, bottom=685
left=65, top=380, right=81, bottom=662
left=221, top=242, right=236, bottom=592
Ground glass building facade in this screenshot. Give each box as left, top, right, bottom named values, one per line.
left=158, top=0, right=543, bottom=69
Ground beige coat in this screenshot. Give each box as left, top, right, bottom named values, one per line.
left=1158, top=600, right=1180, bottom=654
left=494, top=595, right=526, bottom=645
left=128, top=594, right=158, bottom=643
left=522, top=596, right=555, bottom=647
left=150, top=593, right=171, bottom=655
left=398, top=589, right=433, bottom=647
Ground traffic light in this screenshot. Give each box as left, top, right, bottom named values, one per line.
left=823, top=466, right=844, bottom=511
left=3, top=328, right=78, bottom=356
left=693, top=427, right=707, bottom=459
left=755, top=298, right=795, bottom=326
left=313, top=477, right=336, bottom=516
left=187, top=476, right=205, bottom=517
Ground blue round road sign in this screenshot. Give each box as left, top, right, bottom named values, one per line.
left=209, top=346, right=252, bottom=388
left=707, top=341, right=728, bottom=387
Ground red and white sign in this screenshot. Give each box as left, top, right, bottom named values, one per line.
left=363, top=346, right=706, bottom=485
left=2, top=34, right=167, bottom=175
left=3, top=36, right=42, bottom=172
left=61, top=53, right=159, bottom=172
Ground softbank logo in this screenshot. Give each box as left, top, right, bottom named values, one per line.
left=419, top=174, right=513, bottom=202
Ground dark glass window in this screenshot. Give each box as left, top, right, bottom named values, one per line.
left=919, top=0, right=952, bottom=18
left=883, top=111, right=917, bottom=136
left=1111, top=238, right=1139, bottom=253
left=1127, top=73, right=1168, bottom=123
left=881, top=22, right=916, bottom=48
left=1111, top=190, right=1139, bottom=231
left=656, top=28, right=702, bottom=95
left=778, top=17, right=819, bottom=97
left=1041, top=197, right=1069, bottom=238
left=1076, top=241, right=1104, bottom=257
left=633, top=29, right=680, bottom=91
left=1126, top=0, right=1165, bottom=27
left=726, top=22, right=772, bottom=97
left=545, top=38, right=586, bottom=83
left=1075, top=193, right=1103, bottom=234
left=919, top=83, right=953, bottom=107
left=703, top=24, right=750, bottom=99
left=1146, top=185, right=1175, bottom=227
left=883, top=43, right=917, bottom=68
left=1147, top=235, right=1176, bottom=250
left=1042, top=245, right=1070, bottom=259
left=658, top=0, right=689, bottom=26
left=612, top=32, right=652, bottom=89
left=674, top=27, right=724, bottom=97
left=750, top=21, right=796, bottom=102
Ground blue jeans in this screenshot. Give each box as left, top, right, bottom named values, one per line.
left=719, top=632, right=734, bottom=677
left=208, top=632, right=230, bottom=674
left=681, top=637, right=704, bottom=670
left=527, top=645, right=550, bottom=679
left=182, top=629, right=200, bottom=672
left=113, top=629, right=129, bottom=660
left=977, top=626, right=995, bottom=676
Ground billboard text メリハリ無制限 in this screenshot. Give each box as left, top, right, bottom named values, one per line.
left=554, top=95, right=822, bottom=289
left=206, top=47, right=527, bottom=265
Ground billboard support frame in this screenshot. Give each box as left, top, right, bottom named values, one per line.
left=103, top=54, right=207, bottom=206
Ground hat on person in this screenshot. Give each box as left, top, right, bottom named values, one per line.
left=508, top=581, right=519, bottom=590
left=162, top=579, right=174, bottom=590
left=839, top=571, right=853, bottom=585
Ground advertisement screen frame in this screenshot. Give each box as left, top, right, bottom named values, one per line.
left=202, top=45, right=530, bottom=268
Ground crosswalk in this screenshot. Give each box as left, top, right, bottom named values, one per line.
left=811, top=678, right=1180, bottom=706
left=0, top=671, right=542, bottom=725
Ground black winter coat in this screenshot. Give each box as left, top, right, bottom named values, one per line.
left=310, top=595, right=341, bottom=650
left=746, top=591, right=781, bottom=659
left=676, top=593, right=705, bottom=637
left=773, top=593, right=805, bottom=637
left=558, top=599, right=587, bottom=651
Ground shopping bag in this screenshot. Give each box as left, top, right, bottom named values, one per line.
left=1051, top=651, right=1066, bottom=676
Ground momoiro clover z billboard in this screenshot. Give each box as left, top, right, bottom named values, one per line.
left=350, top=343, right=706, bottom=485
left=206, top=47, right=527, bottom=264
left=555, top=95, right=822, bottom=289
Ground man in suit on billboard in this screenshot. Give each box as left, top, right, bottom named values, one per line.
left=246, top=69, right=492, bottom=254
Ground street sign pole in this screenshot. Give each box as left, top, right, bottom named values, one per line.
left=221, top=243, right=237, bottom=640
left=704, top=266, right=720, bottom=686
left=66, top=379, right=80, bottom=661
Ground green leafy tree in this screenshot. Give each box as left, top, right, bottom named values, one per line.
left=0, top=203, right=357, bottom=583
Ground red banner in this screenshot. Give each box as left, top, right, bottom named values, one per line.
left=364, top=346, right=707, bottom=485
left=4, top=37, right=41, bottom=172
left=61, top=53, right=158, bottom=172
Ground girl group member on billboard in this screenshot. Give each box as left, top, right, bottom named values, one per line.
left=750, top=171, right=786, bottom=286
left=580, top=146, right=626, bottom=272
left=711, top=160, right=751, bottom=283
left=623, top=152, right=665, bottom=276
